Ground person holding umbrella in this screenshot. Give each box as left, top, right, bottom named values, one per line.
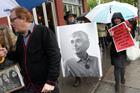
left=109, top=12, right=129, bottom=92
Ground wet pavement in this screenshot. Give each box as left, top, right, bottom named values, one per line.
left=58, top=47, right=140, bottom=93
left=93, top=58, right=140, bottom=93
left=59, top=76, right=99, bottom=93
left=58, top=47, right=111, bottom=93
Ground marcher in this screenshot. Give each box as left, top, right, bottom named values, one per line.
left=110, top=12, right=128, bottom=92
left=97, top=23, right=109, bottom=51
left=126, top=18, right=137, bottom=38
left=65, top=31, right=99, bottom=77
left=64, top=11, right=77, bottom=24
left=64, top=11, right=81, bottom=87
left=125, top=18, right=138, bottom=65
left=0, top=7, right=61, bottom=93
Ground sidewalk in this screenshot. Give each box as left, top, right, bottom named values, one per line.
left=58, top=47, right=111, bottom=93
left=92, top=58, right=140, bottom=93
left=59, top=75, right=99, bottom=93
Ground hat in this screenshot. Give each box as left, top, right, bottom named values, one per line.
left=64, top=11, right=76, bottom=21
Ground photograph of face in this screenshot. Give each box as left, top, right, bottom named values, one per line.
left=9, top=70, right=21, bottom=87
left=70, top=31, right=90, bottom=54
left=0, top=64, right=24, bottom=93
left=57, top=23, right=102, bottom=77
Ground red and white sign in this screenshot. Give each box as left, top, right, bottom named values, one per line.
left=108, top=22, right=135, bottom=52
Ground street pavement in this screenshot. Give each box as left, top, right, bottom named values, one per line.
left=58, top=47, right=111, bottom=93
left=58, top=47, right=140, bottom=93
left=92, top=58, right=140, bottom=93
left=59, top=74, right=99, bottom=93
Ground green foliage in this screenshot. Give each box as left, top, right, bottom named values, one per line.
left=87, top=0, right=97, bottom=9
left=100, top=0, right=112, bottom=3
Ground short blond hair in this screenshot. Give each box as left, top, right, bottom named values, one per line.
left=11, top=7, right=33, bottom=22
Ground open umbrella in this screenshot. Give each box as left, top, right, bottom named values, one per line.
left=0, top=0, right=47, bottom=18
left=85, top=1, right=138, bottom=23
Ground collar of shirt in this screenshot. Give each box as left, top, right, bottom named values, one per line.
left=77, top=53, right=90, bottom=63
left=23, top=23, right=35, bottom=38
left=77, top=54, right=91, bottom=69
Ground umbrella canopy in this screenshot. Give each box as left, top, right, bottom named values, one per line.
left=85, top=1, right=138, bottom=23
left=0, top=0, right=47, bottom=18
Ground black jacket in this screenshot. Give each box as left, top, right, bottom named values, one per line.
left=110, top=12, right=126, bottom=65
left=8, top=25, right=61, bottom=87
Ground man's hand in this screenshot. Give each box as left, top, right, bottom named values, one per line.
left=41, top=83, right=55, bottom=93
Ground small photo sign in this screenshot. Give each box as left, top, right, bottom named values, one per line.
left=0, top=64, right=24, bottom=93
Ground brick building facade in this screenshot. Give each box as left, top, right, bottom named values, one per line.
left=0, top=0, right=89, bottom=31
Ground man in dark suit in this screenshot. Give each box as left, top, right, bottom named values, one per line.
left=65, top=31, right=99, bottom=77
left=0, top=7, right=61, bottom=93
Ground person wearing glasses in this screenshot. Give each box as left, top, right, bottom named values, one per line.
left=0, top=7, right=61, bottom=93
left=65, top=31, right=99, bottom=78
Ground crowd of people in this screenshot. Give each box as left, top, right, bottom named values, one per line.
left=0, top=6, right=138, bottom=93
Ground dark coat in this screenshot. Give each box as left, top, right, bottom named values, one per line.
left=8, top=25, right=61, bottom=90
left=110, top=12, right=126, bottom=66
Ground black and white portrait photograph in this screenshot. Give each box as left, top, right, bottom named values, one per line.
left=57, top=23, right=102, bottom=77
left=0, top=64, right=24, bottom=93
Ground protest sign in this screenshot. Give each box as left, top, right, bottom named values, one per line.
left=108, top=22, right=134, bottom=52
left=0, top=64, right=24, bottom=93
left=57, top=23, right=102, bottom=77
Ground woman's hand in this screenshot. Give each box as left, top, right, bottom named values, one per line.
left=109, top=31, right=114, bottom=36
left=127, top=27, right=131, bottom=32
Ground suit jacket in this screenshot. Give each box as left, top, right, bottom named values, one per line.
left=8, top=25, right=61, bottom=90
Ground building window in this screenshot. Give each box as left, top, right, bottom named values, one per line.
left=63, top=0, right=82, bottom=16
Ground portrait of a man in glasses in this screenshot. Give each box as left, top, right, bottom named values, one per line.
left=64, top=31, right=99, bottom=77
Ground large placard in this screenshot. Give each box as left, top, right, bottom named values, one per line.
left=108, top=22, right=135, bottom=52
left=57, top=23, right=102, bottom=77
